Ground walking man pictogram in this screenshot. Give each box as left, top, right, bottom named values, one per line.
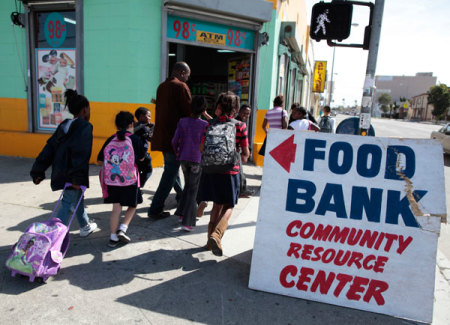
left=314, top=9, right=330, bottom=35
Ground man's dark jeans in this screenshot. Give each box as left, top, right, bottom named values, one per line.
left=148, top=152, right=182, bottom=216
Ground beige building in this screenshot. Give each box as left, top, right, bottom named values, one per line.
left=411, top=93, right=434, bottom=121
left=374, top=72, right=437, bottom=104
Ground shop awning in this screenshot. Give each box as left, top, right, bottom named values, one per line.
left=164, top=0, right=273, bottom=28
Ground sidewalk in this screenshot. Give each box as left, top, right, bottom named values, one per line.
left=0, top=155, right=449, bottom=324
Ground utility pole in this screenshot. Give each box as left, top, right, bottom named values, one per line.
left=327, top=47, right=336, bottom=106
left=358, top=0, right=385, bottom=135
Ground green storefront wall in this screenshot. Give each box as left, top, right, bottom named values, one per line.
left=0, top=1, right=28, bottom=100
left=84, top=0, right=162, bottom=104
left=256, top=9, right=280, bottom=111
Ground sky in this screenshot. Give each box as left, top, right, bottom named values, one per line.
left=305, top=0, right=450, bottom=107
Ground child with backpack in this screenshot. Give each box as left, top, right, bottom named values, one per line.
left=318, top=105, right=335, bottom=133
left=172, top=96, right=209, bottom=231
left=97, top=111, right=145, bottom=248
left=134, top=107, right=154, bottom=187
left=30, top=89, right=97, bottom=237
left=198, top=92, right=250, bottom=256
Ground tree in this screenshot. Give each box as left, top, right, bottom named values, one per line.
left=428, top=84, right=450, bottom=121
left=378, top=92, right=392, bottom=114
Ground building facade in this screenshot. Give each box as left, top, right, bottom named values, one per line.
left=373, top=72, right=437, bottom=112
left=253, top=0, right=313, bottom=164
left=411, top=93, right=433, bottom=121
left=1, top=0, right=313, bottom=166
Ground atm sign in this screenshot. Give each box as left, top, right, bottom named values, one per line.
left=167, top=15, right=255, bottom=50
left=196, top=31, right=226, bottom=46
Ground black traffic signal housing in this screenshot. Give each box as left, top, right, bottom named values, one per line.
left=310, top=1, right=353, bottom=42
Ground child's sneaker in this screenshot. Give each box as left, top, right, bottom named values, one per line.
left=108, top=239, right=119, bottom=248
left=117, top=230, right=131, bottom=243
left=80, top=221, right=97, bottom=237
left=181, top=225, right=193, bottom=232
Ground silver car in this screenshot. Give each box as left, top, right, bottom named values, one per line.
left=431, top=123, right=450, bottom=154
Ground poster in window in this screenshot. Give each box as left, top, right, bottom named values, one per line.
left=228, top=58, right=251, bottom=105
left=36, top=49, right=76, bottom=130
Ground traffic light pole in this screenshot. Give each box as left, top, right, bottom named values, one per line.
left=358, top=0, right=385, bottom=136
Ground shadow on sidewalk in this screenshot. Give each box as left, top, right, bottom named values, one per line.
left=115, top=250, right=412, bottom=325
left=52, top=245, right=215, bottom=291
left=0, top=156, right=103, bottom=185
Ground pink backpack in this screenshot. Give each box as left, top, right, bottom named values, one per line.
left=6, top=183, right=85, bottom=282
left=103, top=133, right=138, bottom=187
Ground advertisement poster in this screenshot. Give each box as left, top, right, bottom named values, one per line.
left=313, top=61, right=327, bottom=93
left=249, top=130, right=445, bottom=323
left=228, top=58, right=250, bottom=105
left=36, top=48, right=76, bottom=130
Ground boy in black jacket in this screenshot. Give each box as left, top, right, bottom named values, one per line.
left=134, top=107, right=154, bottom=187
left=30, top=89, right=97, bottom=237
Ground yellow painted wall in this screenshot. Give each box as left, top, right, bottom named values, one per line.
left=252, top=109, right=268, bottom=166
left=0, top=97, right=266, bottom=166
left=265, top=0, right=277, bottom=10
left=0, top=98, right=28, bottom=131
left=278, top=0, right=308, bottom=51
left=0, top=98, right=163, bottom=167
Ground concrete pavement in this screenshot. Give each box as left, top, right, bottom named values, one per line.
left=0, top=155, right=449, bottom=324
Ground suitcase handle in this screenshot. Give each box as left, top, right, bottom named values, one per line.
left=50, top=183, right=87, bottom=227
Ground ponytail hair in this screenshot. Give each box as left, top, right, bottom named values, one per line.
left=64, top=89, right=89, bottom=116
left=215, top=91, right=240, bottom=116
left=115, top=111, right=134, bottom=140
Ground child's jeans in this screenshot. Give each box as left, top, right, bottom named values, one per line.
left=175, top=161, right=202, bottom=227
left=55, top=188, right=89, bottom=229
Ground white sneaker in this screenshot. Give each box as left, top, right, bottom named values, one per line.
left=80, top=221, right=97, bottom=237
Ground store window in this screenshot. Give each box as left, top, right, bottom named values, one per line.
left=296, top=79, right=303, bottom=104
left=277, top=54, right=289, bottom=98
left=33, top=10, right=77, bottom=131
left=288, top=68, right=296, bottom=108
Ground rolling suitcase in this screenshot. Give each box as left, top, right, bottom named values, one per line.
left=5, top=183, right=86, bottom=282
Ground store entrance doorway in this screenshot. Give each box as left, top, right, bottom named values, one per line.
left=168, top=43, right=253, bottom=121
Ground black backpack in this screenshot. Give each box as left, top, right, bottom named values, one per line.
left=319, top=116, right=332, bottom=133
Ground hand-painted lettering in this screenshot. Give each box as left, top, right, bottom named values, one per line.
left=302, top=140, right=416, bottom=182
left=329, top=142, right=353, bottom=174
left=384, top=145, right=416, bottom=180
left=278, top=266, right=389, bottom=305
left=356, top=144, right=382, bottom=178
left=285, top=221, right=413, bottom=255
left=385, top=190, right=427, bottom=227
left=286, top=178, right=424, bottom=227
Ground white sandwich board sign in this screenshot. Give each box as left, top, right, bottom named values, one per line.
left=249, top=129, right=445, bottom=323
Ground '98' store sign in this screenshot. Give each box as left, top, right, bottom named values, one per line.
left=44, top=12, right=67, bottom=48
left=167, top=15, right=255, bottom=51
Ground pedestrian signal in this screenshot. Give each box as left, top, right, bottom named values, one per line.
left=310, top=2, right=353, bottom=41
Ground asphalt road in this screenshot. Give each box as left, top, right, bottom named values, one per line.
left=335, top=114, right=442, bottom=138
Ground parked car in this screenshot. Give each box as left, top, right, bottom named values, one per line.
left=431, top=123, right=450, bottom=154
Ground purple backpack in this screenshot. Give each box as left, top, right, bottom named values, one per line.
left=5, top=183, right=85, bottom=282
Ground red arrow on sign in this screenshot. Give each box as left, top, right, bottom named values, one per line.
left=269, top=134, right=296, bottom=173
